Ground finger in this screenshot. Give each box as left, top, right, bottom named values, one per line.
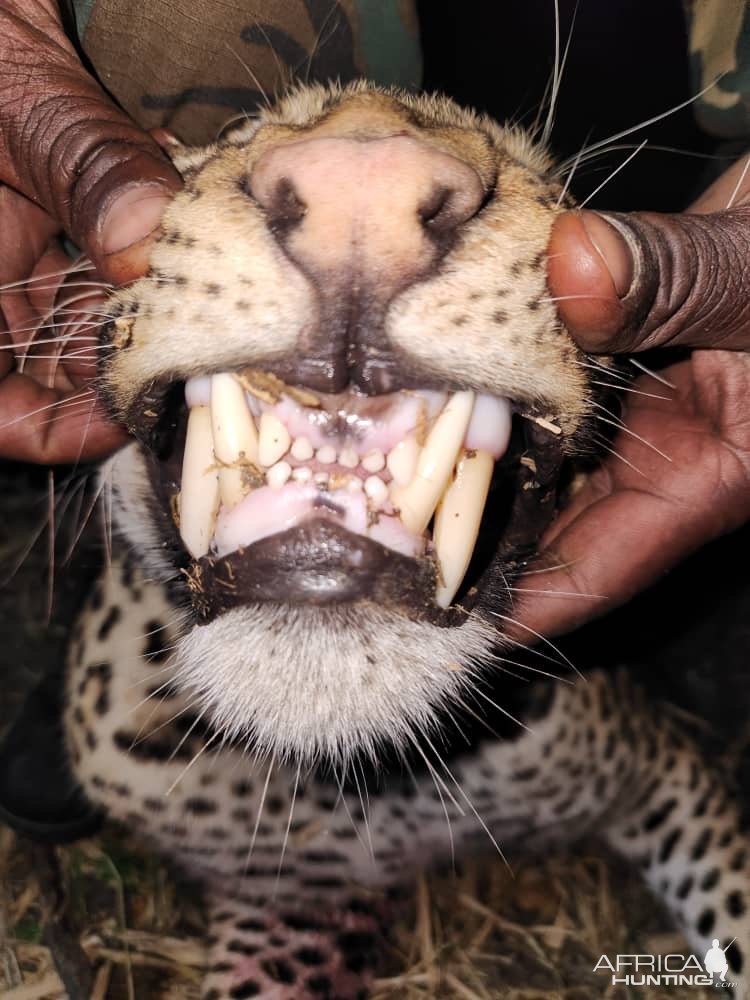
left=0, top=370, right=127, bottom=463
left=0, top=2, right=181, bottom=285
left=548, top=206, right=750, bottom=353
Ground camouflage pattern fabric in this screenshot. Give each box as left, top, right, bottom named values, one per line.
left=686, top=0, right=750, bottom=139
left=70, top=0, right=421, bottom=145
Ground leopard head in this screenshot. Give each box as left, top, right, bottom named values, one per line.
left=100, top=81, right=610, bottom=765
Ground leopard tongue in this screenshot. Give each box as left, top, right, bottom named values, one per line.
left=178, top=376, right=512, bottom=607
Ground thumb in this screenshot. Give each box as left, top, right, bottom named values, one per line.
left=548, top=206, right=750, bottom=353
left=0, top=2, right=182, bottom=285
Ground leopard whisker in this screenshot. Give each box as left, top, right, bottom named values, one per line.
left=628, top=357, right=677, bottom=388
left=591, top=379, right=670, bottom=401
left=507, top=585, right=605, bottom=600
left=725, top=152, right=750, bottom=209
left=591, top=432, right=648, bottom=477
left=274, top=762, right=301, bottom=897
left=580, top=137, right=649, bottom=208
left=166, top=725, right=221, bottom=796
left=413, top=733, right=509, bottom=869
left=470, top=682, right=532, bottom=733
left=557, top=75, right=721, bottom=176
left=489, top=611, right=581, bottom=678
left=593, top=408, right=673, bottom=463
left=244, top=754, right=276, bottom=870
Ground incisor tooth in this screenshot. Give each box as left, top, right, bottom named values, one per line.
left=267, top=460, right=292, bottom=489
left=180, top=405, right=220, bottom=558
left=391, top=391, right=475, bottom=534
left=291, top=436, right=314, bottom=461
left=339, top=446, right=359, bottom=469
left=364, top=475, right=388, bottom=507
left=292, top=466, right=313, bottom=483
left=362, top=448, right=385, bottom=473
left=258, top=412, right=291, bottom=467
left=211, top=373, right=260, bottom=507
left=386, top=436, right=420, bottom=486
left=317, top=445, right=336, bottom=465
left=433, top=449, right=494, bottom=608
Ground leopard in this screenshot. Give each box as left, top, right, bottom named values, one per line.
left=59, top=80, right=749, bottom=998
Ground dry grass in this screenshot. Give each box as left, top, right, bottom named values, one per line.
left=0, top=820, right=712, bottom=1000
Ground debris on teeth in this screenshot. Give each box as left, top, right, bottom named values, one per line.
left=290, top=436, right=314, bottom=461
left=433, top=449, right=494, bottom=608
left=211, top=373, right=261, bottom=507
left=361, top=448, right=385, bottom=473
left=316, top=444, right=337, bottom=465
left=364, top=475, right=388, bottom=508
left=292, top=466, right=313, bottom=483
left=339, top=446, right=359, bottom=469
left=258, top=412, right=291, bottom=467
left=386, top=436, right=420, bottom=486
left=179, top=405, right=220, bottom=558
left=314, top=472, right=330, bottom=487
left=267, top=460, right=292, bottom=490
left=390, top=391, right=475, bottom=534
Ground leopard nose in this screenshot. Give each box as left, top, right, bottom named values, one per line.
left=249, top=135, right=485, bottom=287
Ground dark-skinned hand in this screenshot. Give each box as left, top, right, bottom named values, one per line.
left=0, top=0, right=181, bottom=462
left=515, top=157, right=750, bottom=639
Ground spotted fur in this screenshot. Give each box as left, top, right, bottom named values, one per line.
left=63, top=82, right=749, bottom=998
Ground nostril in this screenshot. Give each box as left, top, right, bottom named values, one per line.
left=264, top=177, right=306, bottom=239
left=419, top=186, right=453, bottom=232
left=418, top=182, right=482, bottom=237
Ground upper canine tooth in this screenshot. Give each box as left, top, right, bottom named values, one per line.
left=465, top=395, right=513, bottom=458
left=386, top=436, right=420, bottom=486
left=433, top=449, right=494, bottom=608
left=211, top=373, right=260, bottom=508
left=180, top=405, right=220, bottom=558
left=258, top=413, right=291, bottom=467
left=391, top=391, right=475, bottom=534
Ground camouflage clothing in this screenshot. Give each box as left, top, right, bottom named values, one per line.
left=68, top=1, right=750, bottom=145
left=686, top=0, right=750, bottom=138
left=69, top=0, right=421, bottom=145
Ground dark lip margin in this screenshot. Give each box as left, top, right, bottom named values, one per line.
left=182, top=519, right=464, bottom=626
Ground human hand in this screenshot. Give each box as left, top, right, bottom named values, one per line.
left=513, top=157, right=750, bottom=639
left=0, top=0, right=182, bottom=462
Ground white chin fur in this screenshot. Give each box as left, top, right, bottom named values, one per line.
left=174, top=605, right=498, bottom=765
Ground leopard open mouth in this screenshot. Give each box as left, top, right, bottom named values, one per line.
left=141, top=367, right=570, bottom=626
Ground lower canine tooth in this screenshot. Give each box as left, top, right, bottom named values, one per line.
left=433, top=449, right=494, bottom=608
left=180, top=406, right=220, bottom=558
left=391, top=391, right=475, bottom=534
left=258, top=412, right=291, bottom=467
left=211, top=373, right=260, bottom=507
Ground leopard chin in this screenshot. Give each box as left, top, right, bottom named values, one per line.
left=102, top=80, right=617, bottom=764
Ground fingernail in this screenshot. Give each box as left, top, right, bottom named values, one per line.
left=100, top=186, right=174, bottom=256
left=579, top=211, right=634, bottom=298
